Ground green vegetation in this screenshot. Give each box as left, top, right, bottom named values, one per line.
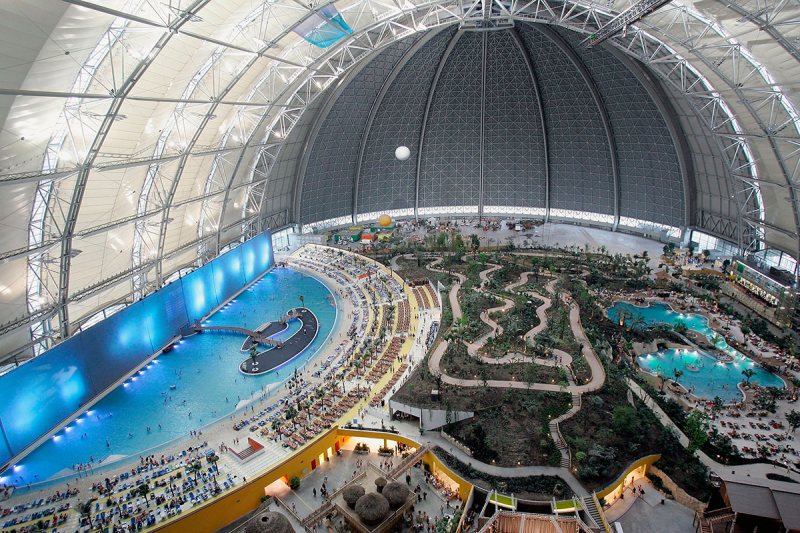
left=684, top=411, right=710, bottom=454
left=444, top=342, right=559, bottom=383
left=445, top=389, right=569, bottom=467
left=432, top=447, right=574, bottom=500
left=563, top=365, right=711, bottom=499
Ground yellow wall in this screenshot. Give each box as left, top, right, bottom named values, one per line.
left=151, top=430, right=658, bottom=531
left=423, top=452, right=473, bottom=501
left=595, top=454, right=660, bottom=501
left=338, top=428, right=472, bottom=500
left=152, top=427, right=345, bottom=533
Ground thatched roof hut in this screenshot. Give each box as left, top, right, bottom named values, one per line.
left=382, top=481, right=411, bottom=509
left=244, top=511, right=295, bottom=533
left=343, top=484, right=366, bottom=509
left=354, top=492, right=390, bottom=525
left=374, top=477, right=387, bottom=493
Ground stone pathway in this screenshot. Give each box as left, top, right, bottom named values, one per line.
left=627, top=378, right=800, bottom=482
left=422, top=256, right=609, bottom=481
left=426, top=260, right=605, bottom=395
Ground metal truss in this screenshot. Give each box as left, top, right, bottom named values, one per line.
left=536, top=25, right=621, bottom=229
left=17, top=0, right=800, bottom=354
left=509, top=28, right=550, bottom=221
left=720, top=0, right=800, bottom=62
left=584, top=0, right=673, bottom=47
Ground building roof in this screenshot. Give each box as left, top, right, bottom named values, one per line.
left=1, top=0, right=799, bottom=360
left=720, top=473, right=800, bottom=531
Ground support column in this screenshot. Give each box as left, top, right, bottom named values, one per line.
left=478, top=32, right=487, bottom=221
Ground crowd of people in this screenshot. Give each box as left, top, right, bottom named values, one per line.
left=0, top=244, right=427, bottom=532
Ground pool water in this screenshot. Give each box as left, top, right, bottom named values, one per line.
left=607, top=301, right=784, bottom=402
left=1, top=267, right=337, bottom=486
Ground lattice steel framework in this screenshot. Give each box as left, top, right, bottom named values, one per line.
left=4, top=0, right=798, bottom=356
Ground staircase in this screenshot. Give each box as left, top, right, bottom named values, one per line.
left=388, top=445, right=429, bottom=477
left=580, top=493, right=611, bottom=533
left=549, top=420, right=571, bottom=468
left=301, top=501, right=334, bottom=530
left=549, top=393, right=582, bottom=469
left=695, top=507, right=735, bottom=533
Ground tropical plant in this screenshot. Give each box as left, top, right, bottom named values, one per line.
left=741, top=368, right=755, bottom=384
left=684, top=411, right=710, bottom=453
left=710, top=396, right=725, bottom=420
left=786, top=410, right=800, bottom=433
left=249, top=344, right=258, bottom=364
left=790, top=377, right=800, bottom=398
left=78, top=498, right=96, bottom=528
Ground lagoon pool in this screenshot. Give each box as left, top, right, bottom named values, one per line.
left=0, top=267, right=337, bottom=486
left=608, top=301, right=784, bottom=402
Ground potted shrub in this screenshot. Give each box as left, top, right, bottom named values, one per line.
left=378, top=446, right=393, bottom=457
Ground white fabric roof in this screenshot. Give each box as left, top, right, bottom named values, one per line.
left=0, top=0, right=797, bottom=358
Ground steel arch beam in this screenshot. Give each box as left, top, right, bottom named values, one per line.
left=414, top=29, right=463, bottom=219
left=642, top=13, right=800, bottom=259
left=351, top=28, right=447, bottom=221
left=606, top=45, right=696, bottom=228
left=17, top=0, right=796, bottom=354
left=290, top=44, right=390, bottom=226
left=535, top=25, right=621, bottom=229
left=509, top=27, right=550, bottom=220
left=143, top=0, right=349, bottom=289
left=55, top=0, right=211, bottom=338
left=478, top=31, right=487, bottom=220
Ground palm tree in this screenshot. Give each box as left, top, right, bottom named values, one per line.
left=78, top=498, right=96, bottom=529
left=742, top=368, right=755, bottom=385
left=710, top=396, right=725, bottom=420
left=188, top=460, right=203, bottom=482
left=138, top=483, right=151, bottom=507
left=672, top=368, right=684, bottom=385
left=249, top=344, right=258, bottom=365
left=791, top=377, right=800, bottom=399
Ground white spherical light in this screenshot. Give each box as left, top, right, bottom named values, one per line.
left=395, top=146, right=411, bottom=161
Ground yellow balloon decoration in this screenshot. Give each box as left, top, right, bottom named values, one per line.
left=378, top=214, right=392, bottom=227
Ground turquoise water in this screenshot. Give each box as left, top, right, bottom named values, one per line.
left=1, top=268, right=337, bottom=486
left=608, top=301, right=784, bottom=402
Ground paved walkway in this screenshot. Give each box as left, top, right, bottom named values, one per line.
left=426, top=261, right=605, bottom=395
left=610, top=479, right=695, bottom=533
left=358, top=407, right=589, bottom=498
left=420, top=257, right=613, bottom=490
left=627, top=378, right=800, bottom=482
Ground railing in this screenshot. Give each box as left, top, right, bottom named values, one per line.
left=388, top=445, right=429, bottom=477
left=274, top=495, right=303, bottom=523
left=592, top=492, right=612, bottom=533
left=477, top=511, right=591, bottom=532
left=301, top=471, right=368, bottom=530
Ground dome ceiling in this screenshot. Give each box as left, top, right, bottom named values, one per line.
left=292, top=24, right=688, bottom=230
left=0, top=0, right=797, bottom=359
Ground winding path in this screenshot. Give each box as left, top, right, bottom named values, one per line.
left=426, top=258, right=605, bottom=394
left=424, top=255, right=606, bottom=470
